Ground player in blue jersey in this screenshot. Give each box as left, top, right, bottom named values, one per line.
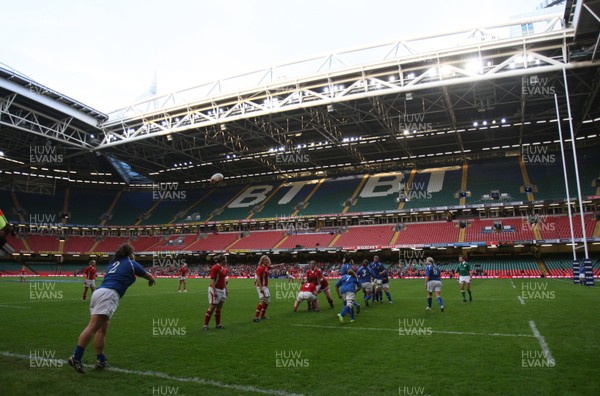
left=335, top=269, right=359, bottom=323
left=68, top=243, right=155, bottom=373
left=370, top=256, right=385, bottom=303
left=380, top=266, right=393, bottom=303
left=356, top=259, right=374, bottom=307
left=425, top=257, right=444, bottom=312
left=340, top=257, right=356, bottom=276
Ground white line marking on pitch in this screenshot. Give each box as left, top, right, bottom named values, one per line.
left=291, top=324, right=534, bottom=338
left=510, top=280, right=516, bottom=289
left=517, top=296, right=525, bottom=305
left=0, top=351, right=303, bottom=396
left=0, top=304, right=31, bottom=309
left=529, top=321, right=556, bottom=366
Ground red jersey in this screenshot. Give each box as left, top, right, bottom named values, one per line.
left=210, top=264, right=228, bottom=289
left=21, top=266, right=26, bottom=274
left=255, top=265, right=271, bottom=287
left=306, top=268, right=323, bottom=285
left=178, top=266, right=189, bottom=277
left=83, top=265, right=96, bottom=280
left=319, top=277, right=329, bottom=289
left=300, top=282, right=317, bottom=294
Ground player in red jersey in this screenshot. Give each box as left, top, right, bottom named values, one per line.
left=82, top=260, right=97, bottom=302
left=20, top=265, right=27, bottom=282
left=204, top=255, right=228, bottom=330
left=292, top=281, right=320, bottom=312
left=305, top=260, right=323, bottom=310
left=319, top=277, right=335, bottom=309
left=177, top=263, right=189, bottom=293
left=253, top=255, right=285, bottom=322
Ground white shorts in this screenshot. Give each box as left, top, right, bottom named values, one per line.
left=361, top=282, right=373, bottom=292
left=375, top=279, right=383, bottom=286
left=84, top=279, right=96, bottom=288
left=296, top=291, right=316, bottom=302
left=459, top=276, right=471, bottom=284
left=320, top=285, right=330, bottom=293
left=427, top=280, right=442, bottom=293
left=256, top=286, right=271, bottom=303
left=381, top=282, right=390, bottom=290
left=342, top=292, right=356, bottom=306
left=579, top=273, right=586, bottom=279
left=90, top=288, right=119, bottom=319
left=208, top=287, right=227, bottom=305
left=315, top=284, right=321, bottom=292
left=179, top=276, right=186, bottom=281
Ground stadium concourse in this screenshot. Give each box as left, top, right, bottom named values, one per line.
left=1, top=1, right=599, bottom=281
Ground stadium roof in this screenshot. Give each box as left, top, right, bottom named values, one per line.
left=0, top=1, right=599, bottom=190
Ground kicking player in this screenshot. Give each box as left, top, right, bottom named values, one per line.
left=335, top=269, right=359, bottom=323
left=68, top=244, right=155, bottom=373
left=178, top=262, right=189, bottom=292
left=457, top=256, right=472, bottom=302
left=82, top=260, right=97, bottom=302
left=356, top=260, right=373, bottom=307
left=204, top=255, right=229, bottom=330
left=293, top=280, right=319, bottom=312
left=254, top=255, right=285, bottom=322
left=425, top=257, right=444, bottom=312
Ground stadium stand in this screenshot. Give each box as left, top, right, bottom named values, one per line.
left=539, top=214, right=596, bottom=239
left=187, top=184, right=248, bottom=222
left=92, top=236, right=130, bottom=253
left=228, top=230, right=286, bottom=250
left=467, top=256, right=540, bottom=277
left=395, top=221, right=460, bottom=244
left=298, top=176, right=362, bottom=216
left=14, top=190, right=65, bottom=223
left=277, top=232, right=336, bottom=250
left=63, top=236, right=96, bottom=254
left=185, top=232, right=240, bottom=251
left=464, top=218, right=536, bottom=242
left=465, top=157, right=526, bottom=204
left=351, top=171, right=407, bottom=213
left=68, top=188, right=118, bottom=225
left=108, top=191, right=158, bottom=226
left=331, top=224, right=395, bottom=248
left=251, top=180, right=319, bottom=219
left=26, top=235, right=60, bottom=252
left=403, top=167, right=463, bottom=209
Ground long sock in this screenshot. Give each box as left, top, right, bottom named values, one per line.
left=349, top=307, right=355, bottom=320
left=340, top=306, right=350, bottom=317
left=73, top=345, right=85, bottom=361
left=215, top=309, right=222, bottom=326
left=255, top=304, right=262, bottom=318
left=461, top=291, right=466, bottom=300
left=204, top=309, right=213, bottom=326
left=427, top=297, right=432, bottom=308
left=468, top=290, right=472, bottom=299
left=96, top=353, right=106, bottom=363
left=385, top=291, right=392, bottom=302
left=327, top=298, right=334, bottom=308
left=83, top=291, right=87, bottom=300
left=437, top=297, right=443, bottom=306
left=260, top=305, right=268, bottom=318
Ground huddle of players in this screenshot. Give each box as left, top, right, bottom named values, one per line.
left=333, top=255, right=393, bottom=323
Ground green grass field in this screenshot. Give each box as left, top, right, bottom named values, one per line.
left=0, top=276, right=598, bottom=396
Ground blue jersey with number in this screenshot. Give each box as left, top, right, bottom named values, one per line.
left=370, top=261, right=385, bottom=279
left=356, top=266, right=372, bottom=285
left=335, top=274, right=359, bottom=294
left=425, top=264, right=441, bottom=281
left=98, top=257, right=147, bottom=298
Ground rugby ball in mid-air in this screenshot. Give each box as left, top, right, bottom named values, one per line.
left=210, top=173, right=224, bottom=184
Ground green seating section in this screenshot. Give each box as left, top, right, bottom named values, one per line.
left=299, top=176, right=363, bottom=216
left=404, top=168, right=463, bottom=209
left=69, top=188, right=117, bottom=225
left=253, top=181, right=317, bottom=219
left=465, top=158, right=526, bottom=204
